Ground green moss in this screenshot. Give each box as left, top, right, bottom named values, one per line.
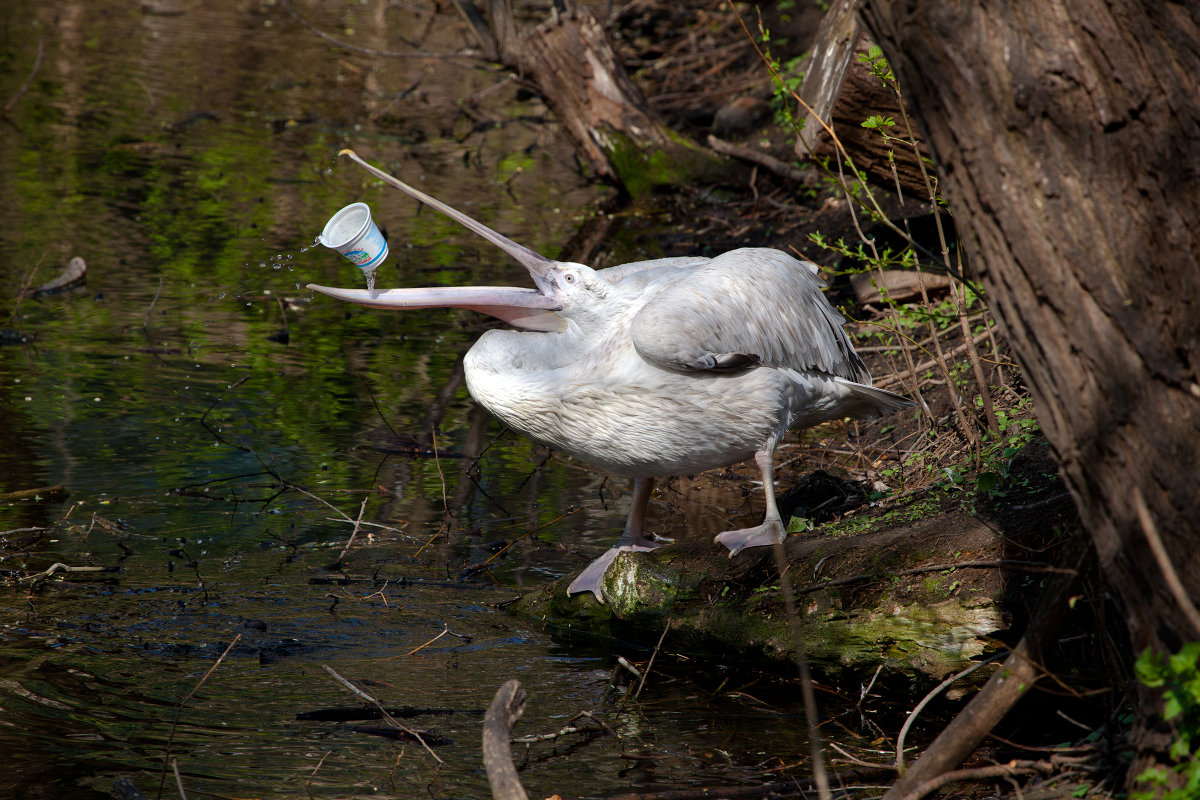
left=603, top=128, right=728, bottom=197
left=819, top=494, right=943, bottom=538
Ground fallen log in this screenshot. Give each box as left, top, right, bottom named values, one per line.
left=456, top=0, right=730, bottom=195
left=512, top=456, right=1082, bottom=682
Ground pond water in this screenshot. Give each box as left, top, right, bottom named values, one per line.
left=0, top=2, right=891, bottom=798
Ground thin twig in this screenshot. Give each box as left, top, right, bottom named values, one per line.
left=857, top=663, right=884, bottom=708
left=2, top=37, right=43, bottom=115
left=770, top=538, right=832, bottom=800
left=305, top=751, right=332, bottom=799
left=404, top=627, right=450, bottom=656
left=899, top=759, right=1051, bottom=800
left=1134, top=486, right=1200, bottom=637
left=331, top=497, right=370, bottom=565
left=9, top=249, right=49, bottom=326
left=480, top=506, right=584, bottom=565
left=321, top=664, right=444, bottom=764
left=17, top=562, right=115, bottom=584
left=828, top=741, right=898, bottom=770
left=634, top=617, right=672, bottom=700
left=511, top=710, right=612, bottom=744
left=171, top=759, right=188, bottom=800
left=158, top=635, right=241, bottom=799
left=143, top=276, right=165, bottom=330
left=896, top=652, right=1006, bottom=772
left=430, top=425, right=449, bottom=518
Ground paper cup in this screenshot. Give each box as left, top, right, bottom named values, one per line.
left=320, top=202, right=389, bottom=270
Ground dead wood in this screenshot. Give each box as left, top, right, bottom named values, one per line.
left=26, top=257, right=87, bottom=297
left=483, top=679, right=529, bottom=800
left=597, top=767, right=894, bottom=800
left=791, top=0, right=927, bottom=195
left=850, top=269, right=951, bottom=305
left=0, top=485, right=68, bottom=502
left=17, top=562, right=118, bottom=584
left=880, top=542, right=1086, bottom=799
left=461, top=0, right=728, bottom=194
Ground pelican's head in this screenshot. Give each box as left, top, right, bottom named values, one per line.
left=307, top=150, right=603, bottom=334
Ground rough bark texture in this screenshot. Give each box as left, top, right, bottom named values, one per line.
left=858, top=0, right=1200, bottom=771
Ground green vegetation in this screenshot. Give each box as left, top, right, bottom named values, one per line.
left=1133, top=644, right=1200, bottom=799
left=752, top=19, right=1033, bottom=502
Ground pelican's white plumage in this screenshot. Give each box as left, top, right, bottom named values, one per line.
left=310, top=151, right=912, bottom=602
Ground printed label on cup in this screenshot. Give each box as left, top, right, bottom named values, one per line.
left=320, top=202, right=389, bottom=270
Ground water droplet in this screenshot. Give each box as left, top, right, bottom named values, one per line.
left=219, top=293, right=226, bottom=299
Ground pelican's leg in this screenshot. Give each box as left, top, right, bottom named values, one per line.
left=567, top=477, right=661, bottom=602
left=714, top=436, right=788, bottom=557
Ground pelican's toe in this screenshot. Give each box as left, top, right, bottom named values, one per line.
left=566, top=542, right=661, bottom=602
left=714, top=521, right=787, bottom=557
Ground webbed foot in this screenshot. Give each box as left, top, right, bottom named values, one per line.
left=714, top=520, right=787, bottom=557
left=566, top=542, right=659, bottom=603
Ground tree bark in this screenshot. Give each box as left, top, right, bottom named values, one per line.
left=858, top=0, right=1200, bottom=781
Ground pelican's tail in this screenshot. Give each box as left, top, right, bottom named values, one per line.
left=835, top=379, right=916, bottom=420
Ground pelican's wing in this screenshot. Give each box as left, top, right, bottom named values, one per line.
left=630, top=248, right=870, bottom=382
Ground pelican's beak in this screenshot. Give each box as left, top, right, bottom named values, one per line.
left=305, top=283, right=565, bottom=332
left=309, top=149, right=566, bottom=331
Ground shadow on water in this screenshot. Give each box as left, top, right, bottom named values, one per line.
left=0, top=2, right=906, bottom=798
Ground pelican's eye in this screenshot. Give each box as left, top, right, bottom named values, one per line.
left=564, top=273, right=576, bottom=284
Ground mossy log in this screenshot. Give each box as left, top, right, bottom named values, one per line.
left=512, top=502, right=1075, bottom=681
left=454, top=0, right=730, bottom=195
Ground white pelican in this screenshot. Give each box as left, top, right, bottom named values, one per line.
left=310, top=150, right=912, bottom=602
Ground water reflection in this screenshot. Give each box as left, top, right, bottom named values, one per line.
left=0, top=1, right=858, bottom=797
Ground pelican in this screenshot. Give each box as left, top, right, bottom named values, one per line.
left=310, top=150, right=912, bottom=602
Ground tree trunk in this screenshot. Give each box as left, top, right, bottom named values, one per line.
left=858, top=0, right=1200, bottom=782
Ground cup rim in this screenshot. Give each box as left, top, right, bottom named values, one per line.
left=320, top=202, right=372, bottom=249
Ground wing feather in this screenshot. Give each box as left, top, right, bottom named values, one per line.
left=629, top=248, right=870, bottom=382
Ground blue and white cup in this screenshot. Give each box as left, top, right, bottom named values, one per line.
left=320, top=202, right=389, bottom=270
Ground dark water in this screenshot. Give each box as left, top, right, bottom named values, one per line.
left=0, top=2, right=856, bottom=798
